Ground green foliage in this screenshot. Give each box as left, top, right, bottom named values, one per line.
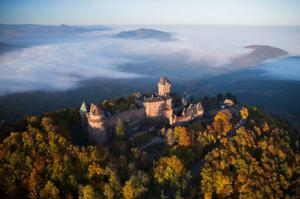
left=200, top=108, right=298, bottom=198
left=0, top=115, right=119, bottom=199
left=40, top=181, right=60, bottom=199
left=0, top=95, right=298, bottom=198
left=123, top=171, right=149, bottom=199
left=131, top=132, right=152, bottom=147
left=115, top=118, right=125, bottom=138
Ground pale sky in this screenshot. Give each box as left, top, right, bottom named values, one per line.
left=0, top=0, right=300, bottom=25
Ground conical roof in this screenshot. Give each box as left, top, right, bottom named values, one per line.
left=80, top=101, right=87, bottom=113
left=158, top=76, right=170, bottom=85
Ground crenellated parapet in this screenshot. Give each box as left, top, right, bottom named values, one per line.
left=143, top=95, right=172, bottom=118
left=79, top=75, right=204, bottom=144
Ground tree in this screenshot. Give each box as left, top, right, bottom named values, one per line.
left=161, top=127, right=166, bottom=137
left=40, top=181, right=60, bottom=199
left=154, top=155, right=185, bottom=184
left=79, top=185, right=95, bottom=199
left=115, top=118, right=125, bottom=138
left=123, top=171, right=149, bottom=199
left=262, top=122, right=270, bottom=132
left=0, top=95, right=298, bottom=199
left=178, top=127, right=191, bottom=147
left=41, top=117, right=54, bottom=132
left=28, top=168, right=41, bottom=199
left=211, top=110, right=232, bottom=137
left=240, top=107, right=249, bottom=120
left=201, top=123, right=297, bottom=198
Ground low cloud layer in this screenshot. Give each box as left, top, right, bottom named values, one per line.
left=0, top=25, right=299, bottom=95
left=0, top=41, right=140, bottom=94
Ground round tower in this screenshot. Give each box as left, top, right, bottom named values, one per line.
left=87, top=103, right=107, bottom=143
left=88, top=103, right=105, bottom=131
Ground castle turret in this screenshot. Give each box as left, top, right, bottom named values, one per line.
left=143, top=76, right=173, bottom=123
left=86, top=103, right=107, bottom=143
left=158, top=76, right=171, bottom=96
left=79, top=101, right=87, bottom=127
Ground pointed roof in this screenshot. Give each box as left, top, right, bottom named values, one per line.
left=158, top=76, right=171, bottom=85
left=80, top=101, right=87, bottom=113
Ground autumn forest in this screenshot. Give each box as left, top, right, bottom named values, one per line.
left=0, top=95, right=299, bottom=199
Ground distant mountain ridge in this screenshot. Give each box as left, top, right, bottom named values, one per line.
left=0, top=43, right=26, bottom=55
left=115, top=28, right=173, bottom=41
left=0, top=24, right=109, bottom=39
left=230, top=45, right=288, bottom=68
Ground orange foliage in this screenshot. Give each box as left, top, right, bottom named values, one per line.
left=167, top=155, right=184, bottom=176
left=212, top=110, right=232, bottom=136
left=178, top=127, right=191, bottom=147
left=154, top=155, right=185, bottom=184
left=240, top=107, right=249, bottom=120
left=262, top=122, right=270, bottom=132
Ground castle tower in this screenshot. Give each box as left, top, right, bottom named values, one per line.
left=86, top=103, right=107, bottom=143
left=79, top=101, right=87, bottom=127
left=158, top=76, right=171, bottom=96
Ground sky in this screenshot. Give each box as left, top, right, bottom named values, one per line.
left=0, top=0, right=300, bottom=25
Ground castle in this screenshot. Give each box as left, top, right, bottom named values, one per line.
left=80, top=76, right=204, bottom=143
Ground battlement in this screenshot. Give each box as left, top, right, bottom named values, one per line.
left=143, top=94, right=171, bottom=103
left=80, top=76, right=204, bottom=143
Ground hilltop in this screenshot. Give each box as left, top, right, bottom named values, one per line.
left=0, top=24, right=108, bottom=36
left=0, top=92, right=299, bottom=198
left=115, top=28, right=173, bottom=41
left=230, top=45, right=288, bottom=68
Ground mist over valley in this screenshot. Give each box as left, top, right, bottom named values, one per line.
left=0, top=24, right=300, bottom=123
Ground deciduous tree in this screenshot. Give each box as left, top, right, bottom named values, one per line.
left=178, top=127, right=191, bottom=147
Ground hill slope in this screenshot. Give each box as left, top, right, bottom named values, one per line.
left=0, top=94, right=298, bottom=198
left=115, top=28, right=173, bottom=41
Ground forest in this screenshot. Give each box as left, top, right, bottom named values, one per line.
left=0, top=94, right=299, bottom=199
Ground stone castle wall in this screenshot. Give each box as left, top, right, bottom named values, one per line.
left=86, top=113, right=106, bottom=143
left=87, top=125, right=107, bottom=143
left=81, top=76, right=204, bottom=144
left=144, top=98, right=172, bottom=117
left=105, top=108, right=146, bottom=127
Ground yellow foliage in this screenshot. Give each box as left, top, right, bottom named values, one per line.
left=213, top=110, right=232, bottom=136
left=220, top=161, right=226, bottom=170
left=262, top=122, right=270, bottom=132
left=237, top=174, right=247, bottom=183
left=212, top=150, right=219, bottom=158
left=80, top=185, right=95, bottom=199
left=215, top=171, right=233, bottom=197
left=178, top=127, right=191, bottom=147
left=40, top=181, right=60, bottom=199
left=154, top=155, right=185, bottom=184
left=254, top=126, right=261, bottom=136
left=123, top=181, right=134, bottom=199
left=204, top=192, right=212, bottom=199
left=240, top=107, right=249, bottom=120
left=259, top=140, right=268, bottom=150
left=278, top=150, right=286, bottom=160
left=88, top=163, right=105, bottom=178
left=167, top=155, right=184, bottom=176
left=122, top=172, right=149, bottom=199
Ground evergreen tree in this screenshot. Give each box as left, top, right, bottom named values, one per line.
left=115, top=118, right=125, bottom=138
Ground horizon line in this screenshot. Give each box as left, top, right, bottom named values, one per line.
left=1, top=23, right=300, bottom=27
